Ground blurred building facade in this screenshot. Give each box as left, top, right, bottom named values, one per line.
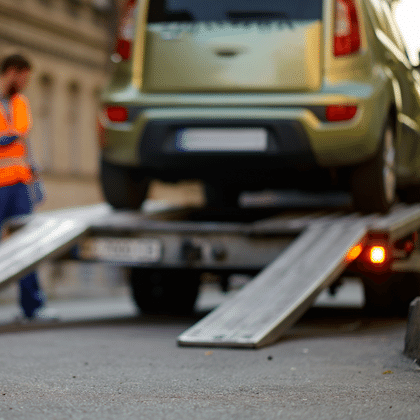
left=0, top=0, right=128, bottom=304
left=0, top=0, right=115, bottom=183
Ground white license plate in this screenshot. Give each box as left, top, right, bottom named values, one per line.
left=79, top=238, right=162, bottom=263
left=177, top=128, right=268, bottom=151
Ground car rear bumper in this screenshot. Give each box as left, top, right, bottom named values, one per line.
left=101, top=82, right=391, bottom=172
left=139, top=116, right=316, bottom=174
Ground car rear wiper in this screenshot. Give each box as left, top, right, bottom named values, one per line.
left=227, top=11, right=293, bottom=28
left=166, top=10, right=194, bottom=22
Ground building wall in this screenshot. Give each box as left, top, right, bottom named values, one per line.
left=0, top=0, right=204, bottom=212
left=0, top=0, right=205, bottom=305
left=0, top=0, right=112, bottom=178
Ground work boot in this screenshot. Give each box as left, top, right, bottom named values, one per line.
left=14, top=307, right=59, bottom=323
left=31, top=307, right=60, bottom=322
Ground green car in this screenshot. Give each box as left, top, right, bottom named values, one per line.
left=98, top=0, right=420, bottom=212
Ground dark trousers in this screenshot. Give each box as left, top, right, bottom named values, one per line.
left=0, top=183, right=44, bottom=317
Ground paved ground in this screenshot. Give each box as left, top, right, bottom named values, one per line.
left=37, top=176, right=203, bottom=212
left=0, top=283, right=419, bottom=420
left=0, top=279, right=364, bottom=329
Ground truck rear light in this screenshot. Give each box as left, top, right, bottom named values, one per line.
left=115, top=0, right=137, bottom=60
left=369, top=246, right=387, bottom=265
left=334, top=0, right=361, bottom=57
left=346, top=243, right=363, bottom=262
left=404, top=240, right=415, bottom=254
left=326, top=105, right=358, bottom=122
left=106, top=106, right=129, bottom=122
left=346, top=240, right=392, bottom=276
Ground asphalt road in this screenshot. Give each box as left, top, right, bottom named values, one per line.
left=0, top=282, right=419, bottom=420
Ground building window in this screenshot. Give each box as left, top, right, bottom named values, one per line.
left=38, top=0, right=53, bottom=6
left=68, top=82, right=81, bottom=174
left=92, top=7, right=107, bottom=26
left=93, top=87, right=102, bottom=115
left=92, top=0, right=112, bottom=26
left=39, top=75, right=54, bottom=173
left=66, top=0, right=82, bottom=18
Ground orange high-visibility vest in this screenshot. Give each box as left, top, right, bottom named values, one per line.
left=0, top=94, right=32, bottom=187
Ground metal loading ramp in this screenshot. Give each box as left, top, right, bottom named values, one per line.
left=177, top=205, right=420, bottom=349
left=0, top=204, right=111, bottom=292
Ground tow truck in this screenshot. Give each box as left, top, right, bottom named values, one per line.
left=1, top=194, right=420, bottom=348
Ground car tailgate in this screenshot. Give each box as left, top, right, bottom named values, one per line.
left=142, top=20, right=323, bottom=94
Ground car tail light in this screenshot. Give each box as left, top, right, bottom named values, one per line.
left=106, top=106, right=129, bottom=122
left=334, top=0, right=361, bottom=57
left=115, top=0, right=137, bottom=60
left=326, top=105, right=358, bottom=122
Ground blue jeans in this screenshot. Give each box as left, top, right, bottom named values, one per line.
left=0, top=183, right=44, bottom=317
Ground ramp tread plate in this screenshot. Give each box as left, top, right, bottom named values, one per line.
left=178, top=218, right=367, bottom=348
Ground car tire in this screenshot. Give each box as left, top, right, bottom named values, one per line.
left=398, top=184, right=420, bottom=204
left=129, top=268, right=201, bottom=316
left=204, top=183, right=242, bottom=208
left=351, top=121, right=396, bottom=213
left=100, top=158, right=150, bottom=210
left=393, top=273, right=420, bottom=316
left=363, top=272, right=420, bottom=316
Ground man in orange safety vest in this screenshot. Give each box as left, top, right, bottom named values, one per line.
left=0, top=54, right=56, bottom=321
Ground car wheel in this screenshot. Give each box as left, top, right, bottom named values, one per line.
left=351, top=121, right=396, bottom=213
left=399, top=184, right=420, bottom=204
left=393, top=273, right=420, bottom=316
left=100, top=158, right=150, bottom=210
left=363, top=272, right=420, bottom=316
left=204, top=183, right=242, bottom=208
left=129, top=268, right=201, bottom=316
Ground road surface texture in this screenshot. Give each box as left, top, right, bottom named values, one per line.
left=0, top=283, right=419, bottom=420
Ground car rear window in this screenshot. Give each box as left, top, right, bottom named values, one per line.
left=148, top=0, right=323, bottom=23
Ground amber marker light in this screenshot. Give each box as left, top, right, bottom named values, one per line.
left=369, top=246, right=387, bottom=265
left=346, top=243, right=363, bottom=262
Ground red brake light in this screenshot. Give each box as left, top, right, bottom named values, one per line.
left=326, top=105, right=358, bottom=122
left=404, top=240, right=415, bottom=254
left=115, top=0, right=137, bottom=60
left=334, top=0, right=361, bottom=57
left=106, top=106, right=128, bottom=122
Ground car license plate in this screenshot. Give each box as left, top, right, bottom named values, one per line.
left=177, top=128, right=267, bottom=151
left=79, top=238, right=162, bottom=263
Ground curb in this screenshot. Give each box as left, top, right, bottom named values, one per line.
left=404, top=296, right=420, bottom=363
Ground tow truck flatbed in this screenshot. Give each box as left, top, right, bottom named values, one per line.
left=2, top=201, right=420, bottom=348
